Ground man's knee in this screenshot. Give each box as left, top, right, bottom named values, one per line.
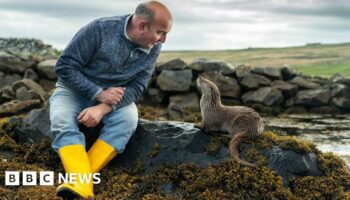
left=108, top=103, right=138, bottom=127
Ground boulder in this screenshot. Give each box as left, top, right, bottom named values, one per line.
left=23, top=68, right=39, bottom=82
left=328, top=83, right=349, bottom=97
left=240, top=74, right=272, bottom=89
left=0, top=99, right=41, bottom=117
left=294, top=89, right=332, bottom=107
left=0, top=86, right=15, bottom=103
left=39, top=79, right=56, bottom=92
left=36, top=59, right=57, bottom=80
left=252, top=67, right=283, bottom=80
left=281, top=66, right=297, bottom=81
left=15, top=108, right=52, bottom=143
left=290, top=77, right=321, bottom=90
left=167, top=93, right=199, bottom=120
left=156, top=58, right=188, bottom=71
left=189, top=59, right=235, bottom=75
left=12, top=109, right=324, bottom=186
left=0, top=72, right=22, bottom=89
left=271, top=80, right=298, bottom=98
left=332, top=97, right=350, bottom=109
left=330, top=73, right=350, bottom=86
left=0, top=51, right=36, bottom=73
left=146, top=88, right=164, bottom=104
left=12, top=78, right=46, bottom=101
left=235, top=64, right=251, bottom=79
left=262, top=146, right=322, bottom=186
left=198, top=71, right=241, bottom=98
left=157, top=69, right=192, bottom=92
left=242, top=87, right=284, bottom=106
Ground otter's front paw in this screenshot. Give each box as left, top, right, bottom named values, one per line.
left=194, top=123, right=207, bottom=132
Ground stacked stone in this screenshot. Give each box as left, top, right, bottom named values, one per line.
left=0, top=38, right=58, bottom=116
left=146, top=58, right=350, bottom=119
left=1, top=38, right=350, bottom=118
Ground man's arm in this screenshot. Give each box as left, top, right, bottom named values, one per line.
left=55, top=20, right=104, bottom=101
left=114, top=44, right=162, bottom=110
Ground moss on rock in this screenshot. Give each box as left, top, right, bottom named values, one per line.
left=0, top=110, right=349, bottom=199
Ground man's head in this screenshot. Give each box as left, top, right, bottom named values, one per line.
left=128, top=1, right=173, bottom=49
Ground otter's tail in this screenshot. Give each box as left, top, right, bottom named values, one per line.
left=229, top=131, right=257, bottom=168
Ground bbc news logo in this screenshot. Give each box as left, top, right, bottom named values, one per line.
left=5, top=171, right=101, bottom=186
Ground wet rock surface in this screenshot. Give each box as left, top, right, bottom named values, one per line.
left=9, top=108, right=325, bottom=186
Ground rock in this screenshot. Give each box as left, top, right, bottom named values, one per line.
left=156, top=58, right=188, bottom=71
left=250, top=104, right=283, bottom=115
left=284, top=106, right=308, bottom=114
left=15, top=108, right=52, bottom=143
left=240, top=74, right=272, bottom=89
left=262, top=146, right=323, bottom=186
left=12, top=79, right=46, bottom=101
left=189, top=59, right=235, bottom=75
left=290, top=77, right=321, bottom=90
left=329, top=73, right=350, bottom=86
left=235, top=64, right=251, bottom=78
left=36, top=59, right=58, bottom=80
left=157, top=69, right=192, bottom=92
left=0, top=51, right=36, bottom=73
left=39, top=79, right=56, bottom=92
left=284, top=97, right=295, bottom=107
left=198, top=71, right=241, bottom=98
left=281, top=66, right=297, bottom=81
left=15, top=86, right=34, bottom=100
left=329, top=83, right=349, bottom=97
left=309, top=106, right=340, bottom=114
left=0, top=99, right=41, bottom=117
left=332, top=97, right=350, bottom=109
left=0, top=86, right=15, bottom=103
left=167, top=93, right=199, bottom=120
left=252, top=67, right=283, bottom=80
left=0, top=38, right=59, bottom=59
left=271, top=80, right=298, bottom=98
left=13, top=111, right=325, bottom=186
left=23, top=68, right=39, bottom=82
left=147, top=88, right=164, bottom=104
left=294, top=89, right=332, bottom=106
left=242, top=87, right=284, bottom=106
left=0, top=72, right=22, bottom=89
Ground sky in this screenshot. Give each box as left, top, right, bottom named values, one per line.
left=0, top=0, right=349, bottom=50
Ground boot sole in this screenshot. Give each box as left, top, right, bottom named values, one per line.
left=57, top=187, right=80, bottom=200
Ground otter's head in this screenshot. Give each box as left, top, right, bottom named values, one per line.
left=197, top=76, right=221, bottom=97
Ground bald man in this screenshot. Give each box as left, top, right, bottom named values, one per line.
left=49, top=1, right=172, bottom=198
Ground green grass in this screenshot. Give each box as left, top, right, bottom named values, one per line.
left=158, top=42, right=350, bottom=77
left=294, top=63, right=350, bottom=77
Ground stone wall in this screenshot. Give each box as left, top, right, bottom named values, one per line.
left=1, top=38, right=350, bottom=117
left=147, top=58, right=350, bottom=117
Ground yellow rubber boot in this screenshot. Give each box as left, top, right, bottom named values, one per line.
left=88, top=139, right=117, bottom=173
left=57, top=144, right=94, bottom=199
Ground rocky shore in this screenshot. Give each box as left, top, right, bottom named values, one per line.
left=0, top=38, right=349, bottom=199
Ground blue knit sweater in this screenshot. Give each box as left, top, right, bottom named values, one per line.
left=55, top=14, right=162, bottom=110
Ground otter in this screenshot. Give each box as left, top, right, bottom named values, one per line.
left=196, top=76, right=264, bottom=168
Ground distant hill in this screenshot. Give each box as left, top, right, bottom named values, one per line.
left=159, top=42, right=350, bottom=77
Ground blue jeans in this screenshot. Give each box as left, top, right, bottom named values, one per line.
left=49, top=86, right=138, bottom=153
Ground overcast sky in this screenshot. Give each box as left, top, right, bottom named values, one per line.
left=0, top=0, right=349, bottom=50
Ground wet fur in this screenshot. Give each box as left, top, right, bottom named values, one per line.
left=197, top=77, right=264, bottom=168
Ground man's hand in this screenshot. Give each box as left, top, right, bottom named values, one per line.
left=97, top=87, right=125, bottom=106
left=77, top=103, right=112, bottom=127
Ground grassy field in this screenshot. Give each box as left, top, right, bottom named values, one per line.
left=158, top=43, right=350, bottom=77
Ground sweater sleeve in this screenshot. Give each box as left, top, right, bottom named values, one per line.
left=114, top=44, right=162, bottom=110
left=55, top=20, right=103, bottom=101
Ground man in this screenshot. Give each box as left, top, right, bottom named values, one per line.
left=49, top=1, right=172, bottom=198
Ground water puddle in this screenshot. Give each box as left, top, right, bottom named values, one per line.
left=264, top=114, right=350, bottom=167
